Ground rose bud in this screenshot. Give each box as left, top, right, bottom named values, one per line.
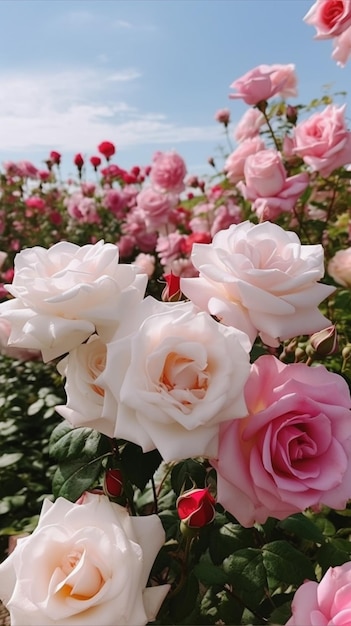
left=74, top=153, right=84, bottom=169
left=177, top=487, right=216, bottom=529
left=103, top=468, right=124, bottom=499
left=90, top=155, right=102, bottom=170
left=308, top=325, right=339, bottom=357
left=161, top=272, right=182, bottom=302
left=286, top=104, right=298, bottom=125
left=49, top=150, right=61, bottom=165
left=98, top=141, right=116, bottom=161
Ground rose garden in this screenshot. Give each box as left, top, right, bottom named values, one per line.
left=2, top=1, right=351, bottom=625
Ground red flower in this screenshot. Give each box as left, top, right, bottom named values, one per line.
left=98, top=141, right=116, bottom=160
left=90, top=155, right=102, bottom=170
left=49, top=150, right=61, bottom=165
left=103, top=468, right=124, bottom=498
left=74, top=153, right=84, bottom=169
left=177, top=488, right=216, bottom=528
left=162, top=272, right=181, bottom=302
left=180, top=232, right=212, bottom=256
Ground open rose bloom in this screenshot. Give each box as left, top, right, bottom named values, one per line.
left=0, top=493, right=169, bottom=626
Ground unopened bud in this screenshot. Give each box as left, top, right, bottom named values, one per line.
left=103, top=468, right=124, bottom=499
left=309, top=325, right=339, bottom=357
left=286, top=105, right=298, bottom=125
left=177, top=487, right=216, bottom=529
left=342, top=344, right=351, bottom=361
left=161, top=273, right=182, bottom=302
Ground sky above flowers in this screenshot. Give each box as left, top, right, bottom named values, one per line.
left=0, top=0, right=349, bottom=178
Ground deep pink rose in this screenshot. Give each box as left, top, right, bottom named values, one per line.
left=229, top=64, right=297, bottom=105
left=212, top=355, right=351, bottom=527
left=237, top=149, right=309, bottom=219
left=304, top=0, right=351, bottom=39
left=286, top=561, right=351, bottom=625
left=234, top=108, right=265, bottom=143
left=332, top=24, right=351, bottom=65
left=150, top=150, right=187, bottom=193
left=293, top=104, right=351, bottom=177
left=225, top=137, right=265, bottom=184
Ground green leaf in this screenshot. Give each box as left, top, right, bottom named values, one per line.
left=209, top=523, right=254, bottom=565
left=52, top=457, right=104, bottom=501
left=193, top=561, right=229, bottom=586
left=171, top=458, right=207, bottom=495
left=169, top=572, right=199, bottom=622
left=317, top=538, right=351, bottom=574
left=223, top=548, right=267, bottom=608
left=0, top=452, right=23, bottom=467
left=278, top=513, right=325, bottom=544
left=121, top=443, right=162, bottom=491
left=27, top=398, right=45, bottom=416
left=49, top=421, right=109, bottom=461
left=262, top=540, right=315, bottom=588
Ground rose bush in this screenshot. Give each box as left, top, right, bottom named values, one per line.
left=0, top=492, right=169, bottom=626
left=213, top=355, right=351, bottom=527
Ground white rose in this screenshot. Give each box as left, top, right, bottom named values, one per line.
left=0, top=493, right=169, bottom=626
left=56, top=334, right=114, bottom=437
left=180, top=221, right=335, bottom=347
left=99, top=297, right=251, bottom=462
left=0, top=240, right=147, bottom=362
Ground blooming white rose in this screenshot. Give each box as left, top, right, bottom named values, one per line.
left=99, top=297, right=251, bottom=462
left=180, top=221, right=335, bottom=347
left=0, top=492, right=169, bottom=626
left=55, top=334, right=114, bottom=436
left=0, top=240, right=147, bottom=362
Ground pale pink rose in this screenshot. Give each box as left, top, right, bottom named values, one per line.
left=212, top=355, right=351, bottom=527
left=136, top=187, right=176, bottom=231
left=0, top=492, right=169, bottom=626
left=304, top=0, right=351, bottom=39
left=55, top=335, right=111, bottom=434
left=229, top=64, right=297, bottom=105
left=0, top=240, right=148, bottom=362
left=234, top=108, right=265, bottom=142
left=156, top=232, right=185, bottom=269
left=65, top=193, right=100, bottom=224
left=180, top=220, right=335, bottom=347
left=0, top=318, right=40, bottom=361
left=224, top=137, right=266, bottom=184
left=237, top=149, right=309, bottom=219
left=188, top=202, right=214, bottom=234
left=123, top=209, right=158, bottom=252
left=117, top=234, right=136, bottom=258
left=150, top=150, right=187, bottom=193
left=269, top=63, right=298, bottom=98
left=332, top=24, right=351, bottom=65
left=134, top=252, right=156, bottom=278
left=286, top=561, right=351, bottom=625
left=328, top=247, right=351, bottom=286
left=293, top=104, right=351, bottom=177
left=171, top=257, right=199, bottom=278
left=99, top=297, right=251, bottom=462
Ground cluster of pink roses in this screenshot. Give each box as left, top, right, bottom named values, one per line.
left=304, top=0, right=351, bottom=66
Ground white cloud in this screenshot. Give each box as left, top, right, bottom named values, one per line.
left=0, top=68, right=221, bottom=157
left=107, top=69, right=142, bottom=82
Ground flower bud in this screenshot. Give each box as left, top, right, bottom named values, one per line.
left=103, top=468, right=124, bottom=499
left=286, top=104, right=298, bottom=125
left=176, top=488, right=215, bottom=529
left=309, top=325, right=339, bottom=357
left=161, top=273, right=182, bottom=302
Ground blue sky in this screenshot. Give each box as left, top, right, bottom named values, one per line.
left=0, top=0, right=349, bottom=180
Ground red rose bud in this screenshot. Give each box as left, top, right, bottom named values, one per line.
left=74, top=153, right=84, bottom=169
left=103, top=468, right=124, bottom=498
left=309, top=325, right=339, bottom=357
left=98, top=141, right=116, bottom=160
left=177, top=488, right=216, bottom=528
left=90, top=155, right=101, bottom=170
left=50, top=150, right=61, bottom=165
left=162, top=272, right=181, bottom=302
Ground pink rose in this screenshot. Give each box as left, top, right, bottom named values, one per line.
left=286, top=561, right=351, bottom=625
left=224, top=137, right=265, bottom=184
left=234, top=108, right=265, bottom=142
left=237, top=149, right=309, bottom=220
left=293, top=104, right=351, bottom=177
left=304, top=0, right=351, bottom=39
left=214, top=108, right=231, bottom=126
left=229, top=64, right=297, bottom=105
left=150, top=150, right=187, bottom=193
left=136, top=187, right=176, bottom=231
left=328, top=247, right=351, bottom=286
left=180, top=220, right=335, bottom=347
left=212, top=355, right=351, bottom=527
left=332, top=24, right=351, bottom=65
